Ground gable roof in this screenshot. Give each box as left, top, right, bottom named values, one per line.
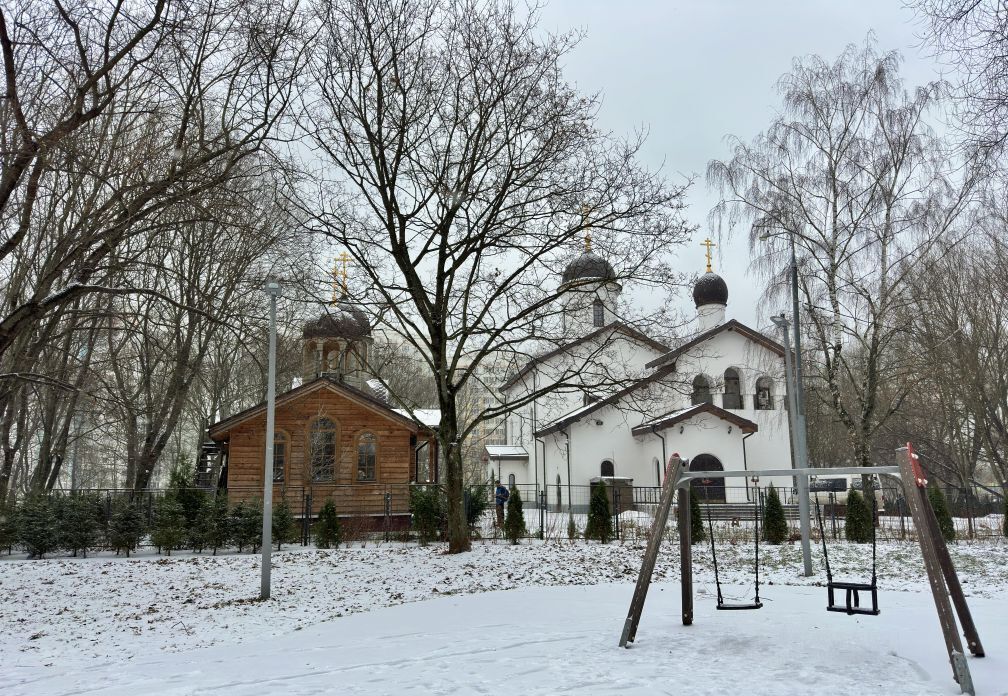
left=630, top=402, right=759, bottom=436
left=501, top=321, right=669, bottom=392
left=207, top=377, right=428, bottom=440
left=644, top=319, right=784, bottom=370
left=533, top=362, right=678, bottom=437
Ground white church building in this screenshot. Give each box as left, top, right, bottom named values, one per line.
left=491, top=239, right=795, bottom=508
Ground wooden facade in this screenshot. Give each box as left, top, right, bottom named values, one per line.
left=207, top=378, right=437, bottom=525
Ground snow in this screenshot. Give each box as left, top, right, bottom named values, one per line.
left=393, top=408, right=441, bottom=428
left=2, top=539, right=1007, bottom=695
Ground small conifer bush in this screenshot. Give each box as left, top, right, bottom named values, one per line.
left=1003, top=496, right=1007, bottom=538
left=584, top=481, right=613, bottom=543
left=61, top=494, right=100, bottom=557
left=0, top=502, right=16, bottom=554
left=928, top=486, right=956, bottom=542
left=762, top=484, right=788, bottom=544
left=17, top=496, right=58, bottom=558
left=206, top=493, right=231, bottom=555
left=314, top=499, right=342, bottom=549
left=272, top=500, right=297, bottom=550
left=409, top=486, right=443, bottom=545
left=689, top=487, right=705, bottom=544
left=108, top=501, right=145, bottom=557
left=151, top=496, right=187, bottom=555
left=845, top=489, right=873, bottom=543
left=567, top=514, right=577, bottom=540
left=233, top=500, right=263, bottom=552
left=503, top=486, right=526, bottom=544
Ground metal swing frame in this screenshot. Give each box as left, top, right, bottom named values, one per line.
left=619, top=447, right=985, bottom=696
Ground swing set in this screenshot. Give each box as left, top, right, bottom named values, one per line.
left=619, top=444, right=985, bottom=695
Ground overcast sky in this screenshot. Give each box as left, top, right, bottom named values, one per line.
left=536, top=0, right=947, bottom=330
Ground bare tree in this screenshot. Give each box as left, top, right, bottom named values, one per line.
left=298, top=0, right=692, bottom=552
left=709, top=38, right=976, bottom=484
left=914, top=0, right=1008, bottom=154
left=908, top=220, right=1008, bottom=494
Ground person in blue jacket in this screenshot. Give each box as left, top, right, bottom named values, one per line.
left=494, top=480, right=509, bottom=526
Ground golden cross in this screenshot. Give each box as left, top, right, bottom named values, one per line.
left=701, top=237, right=716, bottom=273
left=580, top=204, right=592, bottom=252
left=332, top=252, right=351, bottom=302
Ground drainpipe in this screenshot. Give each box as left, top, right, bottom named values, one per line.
left=742, top=431, right=755, bottom=502
left=560, top=427, right=572, bottom=514
left=651, top=426, right=666, bottom=487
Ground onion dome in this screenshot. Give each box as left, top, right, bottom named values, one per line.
left=692, top=272, right=728, bottom=308
left=561, top=234, right=616, bottom=285
left=302, top=301, right=371, bottom=340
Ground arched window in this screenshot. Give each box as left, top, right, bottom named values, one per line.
left=691, top=375, right=713, bottom=405
left=309, top=417, right=337, bottom=481
left=755, top=376, right=773, bottom=410
left=601, top=459, right=614, bottom=477
left=723, top=368, right=743, bottom=409
left=273, top=431, right=289, bottom=483
left=357, top=431, right=377, bottom=482
left=508, top=473, right=516, bottom=488
left=592, top=299, right=605, bottom=327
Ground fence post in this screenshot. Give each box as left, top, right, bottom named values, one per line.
left=614, top=486, right=621, bottom=541
left=384, top=491, right=392, bottom=542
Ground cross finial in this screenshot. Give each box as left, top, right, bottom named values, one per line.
left=580, top=204, right=593, bottom=252
left=701, top=238, right=716, bottom=273
left=332, top=251, right=351, bottom=302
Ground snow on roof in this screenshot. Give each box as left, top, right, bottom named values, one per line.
left=393, top=408, right=441, bottom=428
left=484, top=445, right=529, bottom=459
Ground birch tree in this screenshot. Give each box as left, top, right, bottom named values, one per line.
left=708, top=39, right=977, bottom=477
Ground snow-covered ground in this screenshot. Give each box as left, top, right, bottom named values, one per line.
left=3, top=539, right=1007, bottom=695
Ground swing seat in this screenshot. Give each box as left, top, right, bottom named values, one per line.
left=826, top=580, right=879, bottom=616
left=716, top=600, right=763, bottom=611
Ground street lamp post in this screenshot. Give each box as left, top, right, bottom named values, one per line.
left=772, top=313, right=813, bottom=576
left=261, top=280, right=282, bottom=600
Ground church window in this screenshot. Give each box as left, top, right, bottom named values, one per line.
left=508, top=473, right=516, bottom=488
left=723, top=368, right=743, bottom=409
left=592, top=299, right=605, bottom=327
left=755, top=376, right=773, bottom=410
left=309, top=417, right=337, bottom=481
left=691, top=375, right=713, bottom=405
left=273, top=431, right=289, bottom=483
left=601, top=460, right=615, bottom=477
left=357, top=431, right=377, bottom=482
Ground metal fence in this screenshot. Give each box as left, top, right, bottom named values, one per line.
left=8, top=478, right=1006, bottom=552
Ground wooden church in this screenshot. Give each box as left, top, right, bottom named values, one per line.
left=205, top=272, right=438, bottom=529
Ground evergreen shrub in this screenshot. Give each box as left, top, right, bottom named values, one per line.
left=0, top=502, right=16, bottom=554
left=272, top=500, right=297, bottom=550
left=17, top=496, right=58, bottom=558
left=61, top=494, right=100, bottom=557
left=584, top=481, right=613, bottom=543
left=503, top=486, right=526, bottom=544
left=689, top=487, right=705, bottom=544
left=151, top=495, right=187, bottom=555
left=464, top=484, right=490, bottom=533
left=410, top=486, right=443, bottom=545
left=845, top=489, right=873, bottom=543
left=762, top=484, right=788, bottom=545
left=109, top=501, right=145, bottom=557
left=567, top=514, right=577, bottom=540
left=928, top=486, right=956, bottom=542
left=206, top=494, right=231, bottom=555
left=314, top=499, right=342, bottom=549
left=231, top=500, right=263, bottom=552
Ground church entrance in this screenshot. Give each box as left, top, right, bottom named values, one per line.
left=690, top=454, right=725, bottom=503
